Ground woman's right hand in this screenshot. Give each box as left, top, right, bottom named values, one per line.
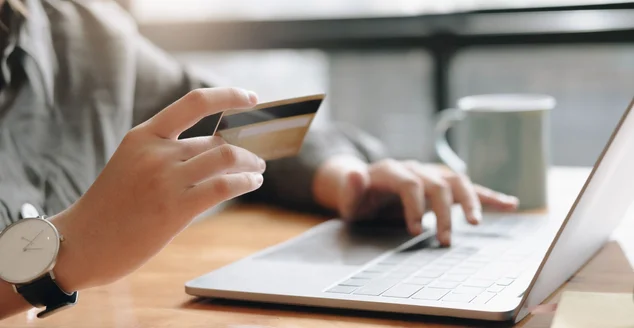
left=49, top=87, right=266, bottom=292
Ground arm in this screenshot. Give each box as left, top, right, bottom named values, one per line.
left=0, top=281, right=29, bottom=320
left=241, top=122, right=389, bottom=213
left=0, top=88, right=264, bottom=320
left=0, top=203, right=29, bottom=318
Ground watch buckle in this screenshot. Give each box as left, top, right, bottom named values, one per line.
left=36, top=291, right=78, bottom=318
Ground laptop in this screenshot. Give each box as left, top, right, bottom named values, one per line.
left=186, top=98, right=634, bottom=323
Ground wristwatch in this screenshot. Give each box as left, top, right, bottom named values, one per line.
left=0, top=215, right=78, bottom=318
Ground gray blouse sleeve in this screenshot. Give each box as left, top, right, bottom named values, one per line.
left=241, top=122, right=389, bottom=214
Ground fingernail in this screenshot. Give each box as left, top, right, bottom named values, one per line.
left=247, top=91, right=258, bottom=105
left=259, top=158, right=266, bottom=171
left=501, top=194, right=519, bottom=203
left=440, top=231, right=451, bottom=246
left=471, top=209, right=483, bottom=223
left=253, top=173, right=263, bottom=185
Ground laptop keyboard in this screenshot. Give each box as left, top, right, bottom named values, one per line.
left=325, top=215, right=552, bottom=305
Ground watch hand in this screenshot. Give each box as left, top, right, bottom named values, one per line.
left=23, top=229, right=44, bottom=251
left=21, top=236, right=33, bottom=243
left=24, top=247, right=42, bottom=251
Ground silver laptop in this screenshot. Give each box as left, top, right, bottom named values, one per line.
left=186, top=98, right=634, bottom=323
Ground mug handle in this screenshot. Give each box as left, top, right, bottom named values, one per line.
left=434, top=108, right=467, bottom=174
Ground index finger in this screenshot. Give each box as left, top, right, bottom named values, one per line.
left=447, top=174, right=482, bottom=225
left=148, top=87, right=258, bottom=139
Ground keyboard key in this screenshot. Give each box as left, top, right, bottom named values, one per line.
left=326, top=285, right=357, bottom=294
left=497, top=278, right=515, bottom=286
left=440, top=274, right=469, bottom=282
left=483, top=262, right=507, bottom=269
left=340, top=278, right=371, bottom=287
left=380, top=254, right=411, bottom=264
left=469, top=255, right=493, bottom=262
left=353, top=279, right=398, bottom=296
left=453, top=286, right=485, bottom=295
left=353, top=271, right=383, bottom=280
left=382, top=284, right=424, bottom=298
left=395, top=266, right=421, bottom=274
left=461, top=261, right=488, bottom=269
left=480, top=248, right=505, bottom=255
left=404, top=260, right=431, bottom=268
left=444, top=253, right=470, bottom=260
left=472, top=292, right=496, bottom=304
left=425, top=264, right=452, bottom=272
left=435, top=258, right=462, bottom=266
left=449, top=268, right=478, bottom=275
left=442, top=293, right=476, bottom=303
left=387, top=271, right=411, bottom=279
left=474, top=271, right=503, bottom=280
left=463, top=279, right=495, bottom=288
left=416, top=270, right=445, bottom=278
left=410, top=261, right=433, bottom=268
left=365, top=263, right=397, bottom=273
left=412, top=288, right=450, bottom=301
left=429, top=281, right=460, bottom=289
left=487, top=285, right=505, bottom=293
left=453, top=247, right=480, bottom=254
left=407, top=277, right=434, bottom=285
left=412, top=252, right=439, bottom=258
left=505, top=270, right=523, bottom=279
left=427, top=248, right=451, bottom=255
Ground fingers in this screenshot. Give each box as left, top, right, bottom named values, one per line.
left=446, top=174, right=482, bottom=225
left=184, top=172, right=264, bottom=214
left=474, top=185, right=519, bottom=210
left=148, top=87, right=258, bottom=139
left=406, top=164, right=454, bottom=246
left=179, top=144, right=266, bottom=185
left=369, top=160, right=425, bottom=235
left=178, top=136, right=226, bottom=160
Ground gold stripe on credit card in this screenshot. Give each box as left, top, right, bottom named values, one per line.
left=215, top=94, right=325, bottom=161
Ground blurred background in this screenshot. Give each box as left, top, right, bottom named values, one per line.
left=120, top=0, right=634, bottom=166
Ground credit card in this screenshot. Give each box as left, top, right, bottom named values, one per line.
left=215, top=94, right=325, bottom=161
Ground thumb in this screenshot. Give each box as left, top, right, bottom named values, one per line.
left=338, top=169, right=371, bottom=220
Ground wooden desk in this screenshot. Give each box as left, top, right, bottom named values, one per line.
left=2, top=168, right=633, bottom=327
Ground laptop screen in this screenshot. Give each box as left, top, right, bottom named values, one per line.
left=515, top=97, right=634, bottom=322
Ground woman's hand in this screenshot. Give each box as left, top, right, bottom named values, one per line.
left=50, top=87, right=266, bottom=291
left=314, top=155, right=519, bottom=246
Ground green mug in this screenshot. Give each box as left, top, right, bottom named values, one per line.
left=434, top=94, right=555, bottom=210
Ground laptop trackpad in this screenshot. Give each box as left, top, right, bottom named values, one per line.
left=255, top=220, right=414, bottom=266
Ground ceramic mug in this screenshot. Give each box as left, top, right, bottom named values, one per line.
left=434, top=94, right=555, bottom=210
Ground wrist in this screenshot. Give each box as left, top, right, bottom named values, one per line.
left=313, top=155, right=368, bottom=211
left=48, top=211, right=86, bottom=293
left=0, top=278, right=30, bottom=320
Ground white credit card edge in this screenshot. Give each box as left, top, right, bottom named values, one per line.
left=237, top=116, right=312, bottom=139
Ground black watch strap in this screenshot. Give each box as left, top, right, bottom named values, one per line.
left=16, top=273, right=78, bottom=318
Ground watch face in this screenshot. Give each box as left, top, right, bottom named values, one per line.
left=0, top=218, right=60, bottom=284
